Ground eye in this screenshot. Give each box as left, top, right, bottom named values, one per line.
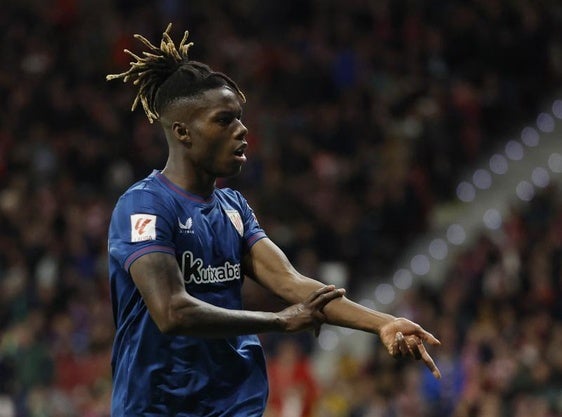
left=215, top=113, right=242, bottom=127
left=215, top=110, right=242, bottom=127
left=216, top=115, right=234, bottom=126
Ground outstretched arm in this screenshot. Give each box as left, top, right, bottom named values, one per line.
left=129, top=251, right=344, bottom=337
left=244, top=238, right=441, bottom=378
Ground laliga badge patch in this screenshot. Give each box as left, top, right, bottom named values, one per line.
left=225, top=209, right=244, bottom=237
left=130, top=214, right=157, bottom=242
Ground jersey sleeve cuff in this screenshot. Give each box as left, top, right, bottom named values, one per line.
left=124, top=245, right=176, bottom=271
left=247, top=232, right=267, bottom=249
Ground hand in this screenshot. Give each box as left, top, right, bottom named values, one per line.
left=277, top=285, right=345, bottom=337
left=378, top=317, right=442, bottom=379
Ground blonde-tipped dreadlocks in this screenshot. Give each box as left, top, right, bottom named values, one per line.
left=106, top=23, right=246, bottom=123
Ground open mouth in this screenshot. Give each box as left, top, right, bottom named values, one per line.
left=233, top=143, right=247, bottom=157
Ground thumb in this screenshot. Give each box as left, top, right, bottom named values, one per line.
left=314, top=324, right=322, bottom=338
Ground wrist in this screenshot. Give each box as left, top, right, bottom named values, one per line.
left=373, top=314, right=397, bottom=335
left=272, top=312, right=287, bottom=332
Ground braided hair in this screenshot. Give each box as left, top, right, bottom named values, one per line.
left=106, top=23, right=246, bottom=123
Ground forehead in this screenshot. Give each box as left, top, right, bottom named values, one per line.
left=162, top=86, right=243, bottom=124
left=194, top=87, right=243, bottom=113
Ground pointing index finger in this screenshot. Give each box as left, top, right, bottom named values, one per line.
left=418, top=329, right=441, bottom=346
left=417, top=339, right=441, bottom=379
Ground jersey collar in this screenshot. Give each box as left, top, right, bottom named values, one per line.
left=153, top=170, right=215, bottom=204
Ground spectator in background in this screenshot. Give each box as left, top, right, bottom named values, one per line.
left=266, top=337, right=319, bottom=417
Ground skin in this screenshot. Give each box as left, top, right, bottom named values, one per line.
left=130, top=86, right=441, bottom=378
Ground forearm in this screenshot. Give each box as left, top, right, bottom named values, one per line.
left=280, top=274, right=395, bottom=335
left=162, top=285, right=344, bottom=337
left=324, top=296, right=395, bottom=334
left=164, top=293, right=284, bottom=337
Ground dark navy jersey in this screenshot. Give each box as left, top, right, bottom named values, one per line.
left=108, top=170, right=268, bottom=416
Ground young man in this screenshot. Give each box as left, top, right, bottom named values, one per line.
left=106, top=24, right=441, bottom=416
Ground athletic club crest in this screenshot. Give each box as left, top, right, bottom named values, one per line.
left=225, top=209, right=244, bottom=237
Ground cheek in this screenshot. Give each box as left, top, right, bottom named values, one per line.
left=194, top=138, right=227, bottom=168
left=188, top=126, right=232, bottom=169
left=205, top=139, right=228, bottom=162
left=189, top=128, right=215, bottom=156
left=208, top=138, right=226, bottom=154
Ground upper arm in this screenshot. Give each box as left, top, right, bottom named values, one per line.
left=244, top=238, right=319, bottom=304
left=129, top=251, right=195, bottom=333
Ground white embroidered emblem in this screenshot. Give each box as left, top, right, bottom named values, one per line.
left=178, top=217, right=193, bottom=230
left=225, top=210, right=244, bottom=237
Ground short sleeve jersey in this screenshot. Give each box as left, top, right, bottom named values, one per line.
left=108, top=171, right=268, bottom=416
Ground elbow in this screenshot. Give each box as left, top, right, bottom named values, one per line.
left=152, top=296, right=197, bottom=335
left=157, top=307, right=195, bottom=335
left=146, top=299, right=182, bottom=335
left=155, top=317, right=180, bottom=335
left=152, top=310, right=180, bottom=335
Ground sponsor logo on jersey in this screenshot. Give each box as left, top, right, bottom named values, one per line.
left=178, top=217, right=194, bottom=234
left=130, top=214, right=157, bottom=242
left=181, top=251, right=241, bottom=284
left=225, top=209, right=244, bottom=237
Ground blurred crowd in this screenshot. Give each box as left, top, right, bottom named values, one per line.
left=1, top=0, right=561, bottom=416
left=266, top=183, right=562, bottom=417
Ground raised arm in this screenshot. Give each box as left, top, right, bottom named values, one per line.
left=244, top=238, right=442, bottom=378
left=129, top=251, right=344, bottom=337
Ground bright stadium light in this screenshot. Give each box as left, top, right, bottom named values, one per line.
left=473, top=169, right=492, bottom=189
left=489, top=154, right=509, bottom=175
left=447, top=224, right=466, bottom=245
left=537, top=113, right=555, bottom=133
left=393, top=268, right=413, bottom=290
left=410, top=254, right=430, bottom=276
left=428, top=238, right=448, bottom=260
left=456, top=181, right=476, bottom=202
left=318, top=329, right=339, bottom=351
left=531, top=167, right=550, bottom=188
left=375, top=283, right=395, bottom=305
left=483, top=209, right=502, bottom=230
left=505, top=140, right=524, bottom=160
left=553, top=99, right=562, bottom=119
left=548, top=153, right=562, bottom=173
left=516, top=181, right=534, bottom=201
left=521, top=126, right=540, bottom=147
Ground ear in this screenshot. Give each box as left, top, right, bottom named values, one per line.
left=172, top=122, right=191, bottom=145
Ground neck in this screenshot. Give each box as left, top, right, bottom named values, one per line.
left=161, top=159, right=216, bottom=199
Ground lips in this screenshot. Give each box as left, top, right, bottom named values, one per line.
left=233, top=143, right=247, bottom=157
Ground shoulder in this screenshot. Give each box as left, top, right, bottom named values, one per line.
left=119, top=173, right=168, bottom=202
left=215, top=187, right=242, bottom=198
left=122, top=172, right=163, bottom=196
left=214, top=187, right=247, bottom=207
left=112, top=174, right=174, bottom=218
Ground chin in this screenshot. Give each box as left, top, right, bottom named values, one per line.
left=217, top=166, right=243, bottom=179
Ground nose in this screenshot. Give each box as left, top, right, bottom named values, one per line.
left=235, top=119, right=248, bottom=140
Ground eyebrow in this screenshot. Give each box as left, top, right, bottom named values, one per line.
left=212, top=108, right=243, bottom=118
